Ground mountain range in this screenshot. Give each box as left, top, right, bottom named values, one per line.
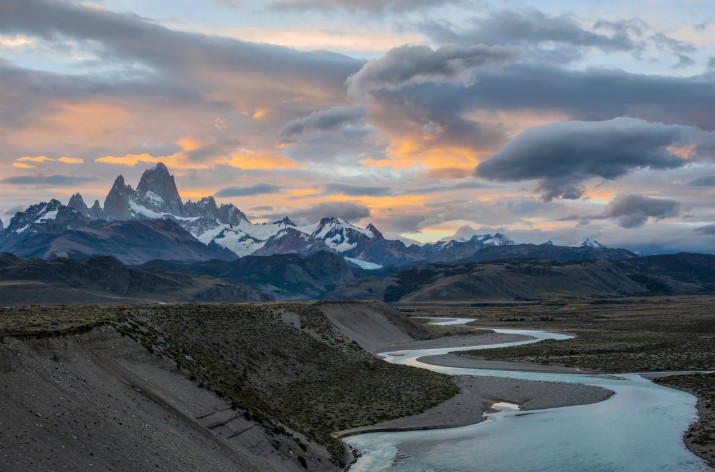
left=0, top=162, right=633, bottom=267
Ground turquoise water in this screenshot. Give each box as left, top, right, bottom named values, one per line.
left=345, top=322, right=712, bottom=472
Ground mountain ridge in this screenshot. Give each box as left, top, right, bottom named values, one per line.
left=0, top=162, right=638, bottom=267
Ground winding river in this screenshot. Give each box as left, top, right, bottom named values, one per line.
left=345, top=318, right=712, bottom=471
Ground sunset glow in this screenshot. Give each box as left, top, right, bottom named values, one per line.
left=1, top=0, right=714, bottom=253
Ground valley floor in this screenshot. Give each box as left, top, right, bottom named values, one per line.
left=1, top=298, right=710, bottom=470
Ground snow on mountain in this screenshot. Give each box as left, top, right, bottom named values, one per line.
left=344, top=257, right=383, bottom=270
left=3, top=163, right=554, bottom=267
left=575, top=238, right=607, bottom=249
left=440, top=225, right=513, bottom=245
left=309, top=217, right=376, bottom=252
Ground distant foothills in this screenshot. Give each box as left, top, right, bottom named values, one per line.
left=0, top=162, right=634, bottom=267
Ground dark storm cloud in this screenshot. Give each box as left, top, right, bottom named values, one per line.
left=322, top=183, right=394, bottom=196
left=347, top=44, right=516, bottom=98
left=422, top=9, right=641, bottom=54
left=1, top=175, right=99, bottom=186
left=270, top=0, right=460, bottom=13
left=695, top=223, right=715, bottom=235
left=686, top=175, right=715, bottom=187
left=280, top=107, right=366, bottom=140
left=215, top=184, right=284, bottom=197
left=476, top=118, right=693, bottom=200
left=264, top=202, right=370, bottom=224
left=602, top=194, right=681, bottom=228
left=371, top=63, right=715, bottom=134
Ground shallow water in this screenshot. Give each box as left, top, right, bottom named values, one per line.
left=346, top=325, right=712, bottom=472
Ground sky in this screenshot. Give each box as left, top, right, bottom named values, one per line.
left=1, top=0, right=715, bottom=253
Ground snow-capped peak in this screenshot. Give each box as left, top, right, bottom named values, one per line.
left=576, top=238, right=607, bottom=249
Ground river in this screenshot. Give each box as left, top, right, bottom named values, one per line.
left=345, top=318, right=712, bottom=471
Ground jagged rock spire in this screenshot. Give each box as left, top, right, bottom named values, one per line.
left=103, top=175, right=133, bottom=220
left=136, top=162, right=184, bottom=216
left=68, top=193, right=90, bottom=218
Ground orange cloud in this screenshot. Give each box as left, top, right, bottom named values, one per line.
left=252, top=109, right=268, bottom=120
left=12, top=162, right=35, bottom=169
left=56, top=156, right=84, bottom=164
left=222, top=150, right=304, bottom=170
left=286, top=188, right=320, bottom=197
left=95, top=153, right=165, bottom=167
left=15, top=156, right=84, bottom=165
left=582, top=188, right=617, bottom=202
left=17, top=156, right=53, bottom=163
left=666, top=144, right=696, bottom=159
left=385, top=138, right=483, bottom=173
left=177, top=136, right=202, bottom=152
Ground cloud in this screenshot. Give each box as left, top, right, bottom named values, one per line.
left=1, top=175, right=99, bottom=186
left=476, top=118, right=697, bottom=200
left=0, top=0, right=362, bottom=161
left=263, top=201, right=370, bottom=224
left=270, top=0, right=460, bottom=13
left=389, top=64, right=715, bottom=133
left=215, top=184, right=284, bottom=197
left=422, top=9, right=642, bottom=57
left=280, top=106, right=366, bottom=140
left=347, top=44, right=515, bottom=98
left=323, top=183, right=394, bottom=196
left=95, top=153, right=168, bottom=167
left=1, top=205, right=26, bottom=216
left=421, top=11, right=697, bottom=66
left=695, top=223, right=715, bottom=235
left=602, top=194, right=681, bottom=228
left=686, top=175, right=715, bottom=187
left=14, top=156, right=84, bottom=168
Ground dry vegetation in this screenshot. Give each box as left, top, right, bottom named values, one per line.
left=655, top=374, right=715, bottom=467
left=403, top=296, right=715, bottom=373
left=0, top=302, right=457, bottom=466
left=401, top=296, right=715, bottom=467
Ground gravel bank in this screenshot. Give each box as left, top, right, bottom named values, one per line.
left=338, top=375, right=613, bottom=436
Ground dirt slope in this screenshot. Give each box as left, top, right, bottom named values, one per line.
left=0, top=327, right=329, bottom=472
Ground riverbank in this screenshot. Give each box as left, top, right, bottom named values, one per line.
left=654, top=374, right=715, bottom=468
left=338, top=374, right=613, bottom=437
left=393, top=298, right=714, bottom=468
left=418, top=353, right=593, bottom=373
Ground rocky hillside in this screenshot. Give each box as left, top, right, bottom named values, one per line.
left=0, top=302, right=457, bottom=470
